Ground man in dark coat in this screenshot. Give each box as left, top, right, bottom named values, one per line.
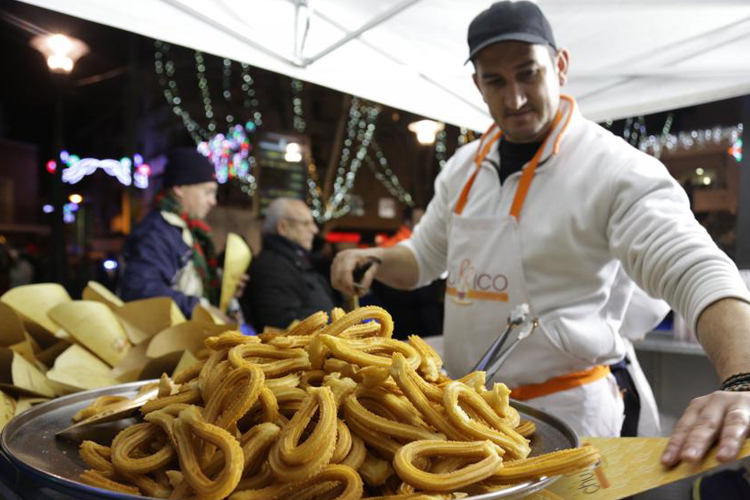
left=243, top=198, right=336, bottom=330
left=120, top=148, right=227, bottom=318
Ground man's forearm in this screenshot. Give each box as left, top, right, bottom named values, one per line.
left=696, top=298, right=750, bottom=382
left=372, top=245, right=420, bottom=290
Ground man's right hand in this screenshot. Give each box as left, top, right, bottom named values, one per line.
left=331, top=249, right=383, bottom=296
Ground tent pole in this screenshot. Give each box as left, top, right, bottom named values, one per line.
left=302, top=0, right=423, bottom=65
left=736, top=96, right=750, bottom=268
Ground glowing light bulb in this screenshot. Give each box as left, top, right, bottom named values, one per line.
left=408, top=120, right=445, bottom=145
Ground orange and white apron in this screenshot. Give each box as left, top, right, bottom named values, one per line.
left=443, top=99, right=624, bottom=437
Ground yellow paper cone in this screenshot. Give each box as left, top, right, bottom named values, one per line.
left=45, top=344, right=119, bottom=394
left=0, top=302, right=28, bottom=347
left=116, top=297, right=183, bottom=345
left=219, top=233, right=252, bottom=312
left=0, top=390, right=16, bottom=432
left=110, top=341, right=150, bottom=383
left=170, top=301, right=186, bottom=325
left=139, top=352, right=184, bottom=381
left=192, top=304, right=225, bottom=325
left=48, top=301, right=131, bottom=366
left=0, top=284, right=71, bottom=340
left=0, top=347, right=54, bottom=397
left=146, top=321, right=235, bottom=359
left=173, top=350, right=200, bottom=378
left=82, top=281, right=124, bottom=310
left=14, top=396, right=50, bottom=417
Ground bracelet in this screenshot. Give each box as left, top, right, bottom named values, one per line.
left=721, top=372, right=750, bottom=392
left=723, top=382, right=750, bottom=392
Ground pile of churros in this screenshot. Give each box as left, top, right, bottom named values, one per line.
left=74, top=306, right=600, bottom=499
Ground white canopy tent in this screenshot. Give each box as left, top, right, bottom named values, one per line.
left=17, top=0, right=750, bottom=131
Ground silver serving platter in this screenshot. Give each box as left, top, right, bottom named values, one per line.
left=1, top=381, right=579, bottom=500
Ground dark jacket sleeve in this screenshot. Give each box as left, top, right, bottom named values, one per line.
left=120, top=216, right=200, bottom=317
left=246, top=256, right=304, bottom=330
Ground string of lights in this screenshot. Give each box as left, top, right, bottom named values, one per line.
left=291, top=78, right=306, bottom=133
left=307, top=161, right=324, bottom=218
left=240, top=63, right=263, bottom=127
left=435, top=128, right=448, bottom=170
left=194, top=51, right=217, bottom=134
left=154, top=41, right=209, bottom=144
left=458, top=127, right=476, bottom=147
left=320, top=97, right=381, bottom=221
left=154, top=41, right=264, bottom=140
left=366, top=141, right=414, bottom=206
left=222, top=58, right=233, bottom=109
left=638, top=123, right=743, bottom=161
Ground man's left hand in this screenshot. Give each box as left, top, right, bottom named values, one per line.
left=661, top=390, right=750, bottom=466
left=234, top=273, right=249, bottom=299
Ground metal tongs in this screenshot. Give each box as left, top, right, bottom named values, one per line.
left=55, top=386, right=159, bottom=440
left=470, top=303, right=539, bottom=381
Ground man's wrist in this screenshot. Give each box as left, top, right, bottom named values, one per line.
left=721, top=372, right=750, bottom=392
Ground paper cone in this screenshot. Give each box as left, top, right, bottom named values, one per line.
left=173, top=350, right=200, bottom=377
left=34, top=339, right=72, bottom=369
left=192, top=304, right=226, bottom=325
left=146, top=321, right=235, bottom=359
left=219, top=233, right=252, bottom=312
left=82, top=281, right=124, bottom=310
left=48, top=301, right=131, bottom=366
left=45, top=344, right=120, bottom=394
left=110, top=341, right=150, bottom=383
left=14, top=396, right=50, bottom=418
left=0, top=390, right=16, bottom=432
left=139, top=352, right=184, bottom=381
left=9, top=338, right=38, bottom=367
left=0, top=347, right=54, bottom=397
left=116, top=297, right=184, bottom=345
left=170, top=301, right=186, bottom=325
left=0, top=302, right=40, bottom=366
left=0, top=302, right=28, bottom=347
left=0, top=284, right=71, bottom=346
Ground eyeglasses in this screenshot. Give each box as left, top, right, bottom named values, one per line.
left=283, top=217, right=317, bottom=227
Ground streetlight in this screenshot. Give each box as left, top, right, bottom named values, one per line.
left=31, top=32, right=89, bottom=284
left=408, top=119, right=445, bottom=145
left=30, top=33, right=89, bottom=73
left=407, top=119, right=445, bottom=206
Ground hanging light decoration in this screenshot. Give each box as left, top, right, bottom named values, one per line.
left=50, top=151, right=150, bottom=188
left=638, top=123, right=743, bottom=160
left=197, top=122, right=258, bottom=194
left=408, top=119, right=445, bottom=145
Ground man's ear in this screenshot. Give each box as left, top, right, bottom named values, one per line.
left=554, top=48, right=570, bottom=86
left=276, top=219, right=289, bottom=238
left=472, top=71, right=482, bottom=94
left=171, top=186, right=184, bottom=201
left=472, top=71, right=489, bottom=104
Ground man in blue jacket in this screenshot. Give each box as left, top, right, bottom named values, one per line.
left=120, top=148, right=224, bottom=318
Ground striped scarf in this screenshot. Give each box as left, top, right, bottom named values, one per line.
left=157, top=192, right=220, bottom=306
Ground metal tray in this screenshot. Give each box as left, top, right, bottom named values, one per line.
left=1, top=381, right=579, bottom=500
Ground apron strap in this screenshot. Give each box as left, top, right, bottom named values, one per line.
left=510, top=365, right=611, bottom=401
left=454, top=96, right=576, bottom=219
left=454, top=124, right=502, bottom=215
left=508, top=106, right=568, bottom=219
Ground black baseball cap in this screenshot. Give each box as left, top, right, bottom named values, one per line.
left=163, top=148, right=216, bottom=187
left=467, top=1, right=557, bottom=63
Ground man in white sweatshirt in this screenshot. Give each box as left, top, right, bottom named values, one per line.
left=331, top=1, right=750, bottom=467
